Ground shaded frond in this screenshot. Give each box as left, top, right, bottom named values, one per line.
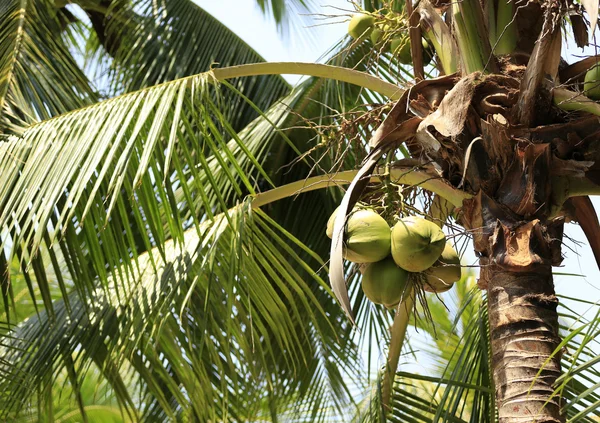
left=0, top=205, right=360, bottom=420
left=104, top=0, right=290, bottom=110
left=0, top=0, right=96, bottom=134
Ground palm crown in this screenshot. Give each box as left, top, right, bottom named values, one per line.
left=1, top=0, right=600, bottom=422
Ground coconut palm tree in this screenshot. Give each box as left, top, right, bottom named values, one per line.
left=1, top=0, right=600, bottom=421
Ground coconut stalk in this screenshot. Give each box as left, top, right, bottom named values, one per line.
left=418, top=0, right=458, bottom=74
left=493, top=0, right=518, bottom=54
left=452, top=0, right=498, bottom=73
left=405, top=0, right=425, bottom=80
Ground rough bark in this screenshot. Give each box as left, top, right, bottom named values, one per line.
left=486, top=265, right=563, bottom=423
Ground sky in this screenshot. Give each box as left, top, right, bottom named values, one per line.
left=200, top=0, right=352, bottom=83
left=198, top=0, right=600, bottom=374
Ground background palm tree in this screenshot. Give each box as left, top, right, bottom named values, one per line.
left=1, top=0, right=600, bottom=422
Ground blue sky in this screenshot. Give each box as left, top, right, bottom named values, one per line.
left=200, top=0, right=351, bottom=82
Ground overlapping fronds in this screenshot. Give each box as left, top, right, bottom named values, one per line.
left=0, top=204, right=363, bottom=420
left=555, top=294, right=600, bottom=422
left=0, top=0, right=96, bottom=134
left=0, top=53, right=404, bottom=313
left=55, top=0, right=296, bottom=145
left=0, top=28, right=408, bottom=414
left=102, top=0, right=291, bottom=113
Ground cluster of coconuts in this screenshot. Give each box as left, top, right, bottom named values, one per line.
left=347, top=12, right=433, bottom=66
left=327, top=207, right=461, bottom=308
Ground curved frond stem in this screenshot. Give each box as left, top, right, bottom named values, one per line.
left=251, top=167, right=470, bottom=209
left=553, top=88, right=600, bottom=116
left=22, top=62, right=404, bottom=131
left=210, top=62, right=405, bottom=100
left=550, top=175, right=600, bottom=217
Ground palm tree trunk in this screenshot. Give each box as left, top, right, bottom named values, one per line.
left=486, top=264, right=564, bottom=423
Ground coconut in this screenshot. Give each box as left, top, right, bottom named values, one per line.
left=370, top=27, right=383, bottom=44
left=326, top=207, right=391, bottom=263
left=326, top=205, right=367, bottom=238
left=422, top=38, right=434, bottom=66
left=584, top=65, right=600, bottom=100
left=371, top=24, right=393, bottom=45
left=348, top=14, right=376, bottom=39
left=423, top=243, right=461, bottom=293
left=390, top=36, right=411, bottom=64
left=361, top=257, right=409, bottom=307
left=391, top=37, right=433, bottom=65
left=390, top=216, right=446, bottom=272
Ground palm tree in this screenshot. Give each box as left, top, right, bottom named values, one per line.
left=1, top=0, right=600, bottom=421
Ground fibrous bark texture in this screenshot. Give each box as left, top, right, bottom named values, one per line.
left=487, top=266, right=563, bottom=423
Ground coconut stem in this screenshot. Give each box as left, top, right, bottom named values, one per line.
left=494, top=0, right=518, bottom=55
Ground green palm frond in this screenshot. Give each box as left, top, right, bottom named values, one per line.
left=353, top=273, right=600, bottom=423
left=58, top=0, right=295, bottom=140
left=9, top=361, right=127, bottom=423
left=554, top=295, right=600, bottom=422
left=0, top=205, right=361, bottom=420
left=0, top=60, right=400, bottom=303
left=0, top=36, right=408, bottom=415
left=102, top=0, right=291, bottom=109
left=396, top=278, right=494, bottom=423
left=0, top=0, right=96, bottom=134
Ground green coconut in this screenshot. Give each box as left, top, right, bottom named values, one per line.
left=371, top=24, right=392, bottom=45
left=423, top=243, right=462, bottom=293
left=584, top=65, right=600, bottom=100
left=391, top=37, right=433, bottom=65
left=390, top=36, right=412, bottom=64
left=370, top=27, right=383, bottom=44
left=326, top=205, right=366, bottom=238
left=326, top=207, right=391, bottom=263
left=422, top=38, right=434, bottom=66
left=348, top=13, right=376, bottom=39
left=361, top=257, right=409, bottom=307
left=390, top=216, right=446, bottom=272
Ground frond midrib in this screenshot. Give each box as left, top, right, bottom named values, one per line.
left=15, top=62, right=403, bottom=132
